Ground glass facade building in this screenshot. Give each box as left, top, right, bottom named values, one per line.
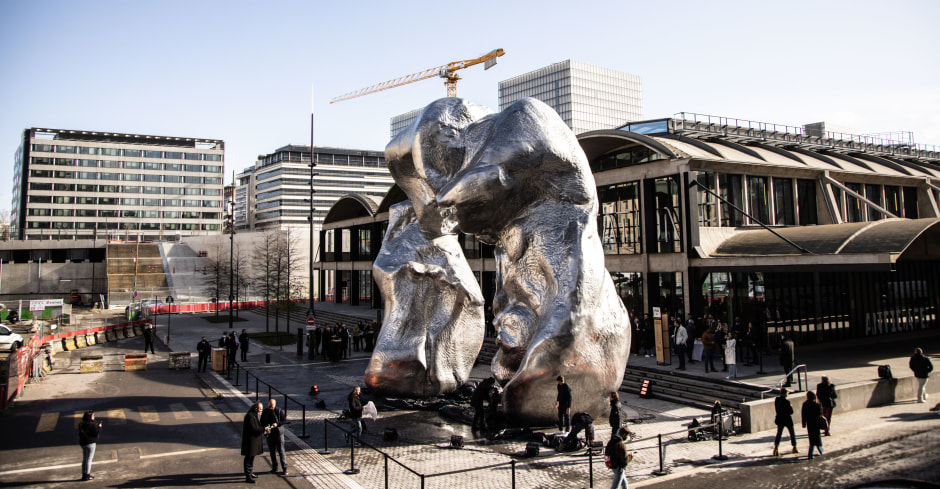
left=499, top=60, right=643, bottom=135
left=13, top=128, right=225, bottom=241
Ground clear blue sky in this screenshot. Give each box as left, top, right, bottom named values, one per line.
left=2, top=0, right=938, bottom=213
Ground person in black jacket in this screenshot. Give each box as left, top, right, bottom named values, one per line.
left=816, top=376, right=838, bottom=435
left=471, top=378, right=496, bottom=434
left=604, top=426, right=633, bottom=489
left=78, top=410, right=101, bottom=481
left=772, top=388, right=798, bottom=456
left=801, top=391, right=824, bottom=459
left=260, top=399, right=288, bottom=475
left=242, top=402, right=266, bottom=483
left=909, top=347, right=934, bottom=403
left=143, top=323, right=156, bottom=354
left=226, top=332, right=238, bottom=370
left=555, top=375, right=572, bottom=432
left=196, top=336, right=211, bottom=372
left=347, top=386, right=363, bottom=446
left=608, top=392, right=622, bottom=439
left=239, top=329, right=250, bottom=362
left=779, top=334, right=796, bottom=386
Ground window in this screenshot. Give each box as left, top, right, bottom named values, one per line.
left=885, top=186, right=902, bottom=218
left=52, top=209, right=74, bottom=216
left=53, top=221, right=74, bottom=229
left=163, top=187, right=182, bottom=195
left=183, top=176, right=202, bottom=184
left=163, top=211, right=181, bottom=219
left=144, top=150, right=162, bottom=158
left=76, top=207, right=96, bottom=215
left=29, top=182, right=53, bottom=191
left=143, top=186, right=161, bottom=194
left=164, top=152, right=182, bottom=159
left=31, top=144, right=55, bottom=152
left=772, top=178, right=795, bottom=225
left=164, top=175, right=181, bottom=183
left=747, top=176, right=770, bottom=225
left=697, top=172, right=718, bottom=227
left=164, top=199, right=181, bottom=207
left=143, top=198, right=161, bottom=206
left=796, top=179, right=818, bottom=225
left=183, top=187, right=201, bottom=195
left=184, top=153, right=203, bottom=161
left=844, top=183, right=864, bottom=223
left=77, top=159, right=97, bottom=167
left=866, top=184, right=884, bottom=220
left=99, top=210, right=118, bottom=218
left=165, top=163, right=182, bottom=171
left=78, top=171, right=97, bottom=180
left=122, top=210, right=138, bottom=218
left=77, top=196, right=97, bottom=205
left=204, top=177, right=221, bottom=185
left=32, top=157, right=54, bottom=165
left=54, top=183, right=75, bottom=191
left=28, top=208, right=50, bottom=216
left=142, top=174, right=162, bottom=182
left=204, top=188, right=220, bottom=196
left=123, top=161, right=141, bottom=169
left=141, top=211, right=160, bottom=219
left=99, top=172, right=120, bottom=181
left=52, top=196, right=74, bottom=204
left=203, top=165, right=221, bottom=172
left=122, top=173, right=141, bottom=181
left=143, top=162, right=162, bottom=170
left=203, top=200, right=221, bottom=208
left=122, top=198, right=139, bottom=205
left=591, top=146, right=666, bottom=172
left=652, top=177, right=682, bottom=252
left=100, top=148, right=121, bottom=156
left=205, top=155, right=222, bottom=162
left=124, top=149, right=142, bottom=157
left=78, top=147, right=97, bottom=155
left=55, top=145, right=77, bottom=153
left=30, top=169, right=53, bottom=178
left=183, top=199, right=201, bottom=207
left=99, top=185, right=119, bottom=192
left=77, top=184, right=97, bottom=192
left=598, top=182, right=641, bottom=254
left=100, top=160, right=121, bottom=168
left=122, top=186, right=141, bottom=193
left=99, top=197, right=118, bottom=205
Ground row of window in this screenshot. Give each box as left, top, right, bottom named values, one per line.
left=28, top=195, right=221, bottom=207
left=27, top=221, right=219, bottom=231
left=31, top=157, right=222, bottom=173
left=28, top=208, right=220, bottom=219
left=29, top=169, right=221, bottom=184
left=28, top=183, right=220, bottom=196
left=31, top=144, right=222, bottom=161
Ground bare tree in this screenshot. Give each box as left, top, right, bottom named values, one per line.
left=201, top=235, right=230, bottom=317
left=278, top=226, right=307, bottom=345
left=252, top=228, right=279, bottom=332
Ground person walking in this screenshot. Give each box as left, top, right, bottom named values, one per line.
left=196, top=336, right=211, bottom=373
left=744, top=322, right=760, bottom=366
left=772, top=388, right=798, bottom=456
left=701, top=325, right=717, bottom=373
left=78, top=410, right=101, bottom=481
left=143, top=323, right=156, bottom=354
left=471, top=378, right=496, bottom=434
left=260, top=399, right=288, bottom=475
left=241, top=401, right=266, bottom=484
left=347, top=386, right=363, bottom=446
left=779, top=334, right=796, bottom=386
left=816, top=376, right=838, bottom=435
left=673, top=319, right=688, bottom=370
left=715, top=323, right=728, bottom=372
left=226, top=332, right=238, bottom=370
left=604, top=426, right=634, bottom=489
left=686, top=314, right=698, bottom=363
left=608, top=392, right=622, bottom=438
left=801, top=391, right=824, bottom=459
left=555, top=375, right=572, bottom=432
left=725, top=332, right=738, bottom=380
left=909, top=347, right=934, bottom=403
left=239, top=329, right=250, bottom=362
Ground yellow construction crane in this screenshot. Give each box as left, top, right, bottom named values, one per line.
left=330, top=48, right=505, bottom=104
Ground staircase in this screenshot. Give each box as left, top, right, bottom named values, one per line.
left=620, top=365, right=768, bottom=411
left=475, top=337, right=498, bottom=365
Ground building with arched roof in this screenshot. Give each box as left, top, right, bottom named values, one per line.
left=315, top=113, right=940, bottom=347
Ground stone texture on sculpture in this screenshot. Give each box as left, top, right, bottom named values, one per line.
left=365, top=98, right=490, bottom=396
left=436, top=97, right=631, bottom=423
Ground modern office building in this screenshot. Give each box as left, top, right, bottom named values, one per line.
left=390, top=108, right=423, bottom=140
left=499, top=60, right=643, bottom=135
left=13, top=128, right=225, bottom=241
left=233, top=145, right=392, bottom=231
left=316, top=112, right=940, bottom=346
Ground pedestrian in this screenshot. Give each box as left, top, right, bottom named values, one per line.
left=604, top=426, right=634, bottom=489
left=608, top=391, right=622, bottom=438
left=801, top=391, right=824, bottom=459
left=673, top=318, right=688, bottom=370
left=909, top=347, right=934, bottom=403
left=196, top=336, right=211, bottom=373
left=226, top=332, right=238, bottom=369
left=218, top=333, right=227, bottom=348
left=725, top=332, right=738, bottom=380
left=643, top=313, right=655, bottom=357
left=701, top=324, right=717, bottom=373
left=715, top=323, right=728, bottom=372
left=313, top=324, right=323, bottom=359
left=471, top=378, right=496, bottom=434
left=555, top=375, right=572, bottom=432
left=686, top=314, right=697, bottom=363
left=260, top=399, right=288, bottom=475
left=340, top=324, right=350, bottom=359
left=732, top=316, right=747, bottom=362
left=772, top=387, right=798, bottom=456
left=352, top=322, right=361, bottom=352
left=779, top=334, right=795, bottom=386
left=347, top=386, right=363, bottom=446
left=143, top=323, right=155, bottom=354
left=241, top=401, right=265, bottom=483
left=78, top=410, right=101, bottom=481
left=816, top=376, right=837, bottom=435
left=239, top=329, right=250, bottom=362
left=744, top=322, right=760, bottom=365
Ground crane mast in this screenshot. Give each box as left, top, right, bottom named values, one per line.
left=330, top=49, right=505, bottom=104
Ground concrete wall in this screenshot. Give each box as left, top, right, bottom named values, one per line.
left=741, top=374, right=938, bottom=433
left=0, top=261, right=107, bottom=301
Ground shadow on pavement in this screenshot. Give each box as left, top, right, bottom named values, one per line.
left=109, top=472, right=248, bottom=487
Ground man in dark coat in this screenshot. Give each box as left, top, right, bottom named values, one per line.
left=241, top=402, right=265, bottom=483
left=226, top=332, right=238, bottom=369
left=471, top=378, right=496, bottom=434
left=196, top=336, right=211, bottom=373
left=555, top=375, right=572, bottom=432
left=239, top=329, right=250, bottom=362
left=143, top=323, right=156, bottom=354
left=779, top=334, right=795, bottom=386
left=772, top=387, right=798, bottom=456
left=909, top=347, right=934, bottom=403
left=313, top=324, right=323, bottom=359
left=604, top=426, right=633, bottom=489
left=347, top=386, right=363, bottom=446
left=260, top=399, right=288, bottom=475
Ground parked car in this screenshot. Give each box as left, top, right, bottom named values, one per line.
left=0, top=324, right=24, bottom=352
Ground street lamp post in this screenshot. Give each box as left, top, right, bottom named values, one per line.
left=308, top=86, right=317, bottom=320
left=227, top=197, right=235, bottom=329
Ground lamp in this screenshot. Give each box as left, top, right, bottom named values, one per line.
left=226, top=197, right=234, bottom=329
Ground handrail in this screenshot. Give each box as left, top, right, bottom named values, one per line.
left=761, top=364, right=809, bottom=399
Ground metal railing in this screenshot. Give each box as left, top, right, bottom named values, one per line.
left=224, top=361, right=310, bottom=438
left=761, top=364, right=809, bottom=398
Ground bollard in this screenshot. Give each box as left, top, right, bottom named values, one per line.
left=588, top=442, right=594, bottom=487
left=653, top=433, right=668, bottom=475
left=319, top=419, right=332, bottom=455
left=300, top=405, right=308, bottom=438
left=384, top=453, right=389, bottom=489
left=344, top=434, right=360, bottom=474
left=713, top=422, right=728, bottom=461
left=511, top=460, right=516, bottom=489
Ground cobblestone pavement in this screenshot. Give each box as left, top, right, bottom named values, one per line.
left=39, top=305, right=938, bottom=488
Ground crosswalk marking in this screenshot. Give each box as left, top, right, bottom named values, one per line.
left=107, top=408, right=126, bottom=425
left=36, top=412, right=59, bottom=432
left=138, top=405, right=160, bottom=423
left=170, top=403, right=192, bottom=420
left=197, top=401, right=222, bottom=416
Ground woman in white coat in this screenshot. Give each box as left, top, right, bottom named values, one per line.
left=725, top=333, right=738, bottom=379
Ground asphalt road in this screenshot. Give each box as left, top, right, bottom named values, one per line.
left=0, top=338, right=311, bottom=489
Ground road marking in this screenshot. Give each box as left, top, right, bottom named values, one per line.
left=0, top=447, right=225, bottom=476
left=36, top=412, right=59, bottom=432
left=138, top=405, right=160, bottom=423
left=170, top=403, right=193, bottom=420
left=197, top=400, right=222, bottom=416
left=107, top=408, right=126, bottom=425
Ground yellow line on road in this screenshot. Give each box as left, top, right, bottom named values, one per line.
left=138, top=405, right=160, bottom=423
left=107, top=408, right=126, bottom=425
left=170, top=403, right=193, bottom=420
left=36, top=412, right=59, bottom=432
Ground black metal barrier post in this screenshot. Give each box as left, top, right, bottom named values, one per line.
left=319, top=419, right=332, bottom=455
left=588, top=444, right=594, bottom=488
left=233, top=363, right=240, bottom=386
left=713, top=421, right=728, bottom=461
left=653, top=433, right=667, bottom=475
left=511, top=460, right=516, bottom=489
left=384, top=454, right=389, bottom=489
left=300, top=405, right=308, bottom=438
left=255, top=377, right=259, bottom=402
left=345, top=437, right=360, bottom=475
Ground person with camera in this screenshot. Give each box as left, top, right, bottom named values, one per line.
left=604, top=426, right=634, bottom=489
left=241, top=401, right=267, bottom=483
left=78, top=410, right=101, bottom=481
left=260, top=399, right=288, bottom=475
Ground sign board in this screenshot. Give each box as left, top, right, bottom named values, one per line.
left=652, top=307, right=662, bottom=319
left=306, top=317, right=316, bottom=326
left=166, top=296, right=175, bottom=304
left=654, top=313, right=671, bottom=364
left=30, top=299, right=63, bottom=311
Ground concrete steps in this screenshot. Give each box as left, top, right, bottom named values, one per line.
left=620, top=364, right=767, bottom=410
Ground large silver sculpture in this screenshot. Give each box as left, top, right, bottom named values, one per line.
left=368, top=97, right=631, bottom=423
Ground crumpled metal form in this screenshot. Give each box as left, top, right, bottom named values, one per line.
left=436, top=97, right=631, bottom=423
